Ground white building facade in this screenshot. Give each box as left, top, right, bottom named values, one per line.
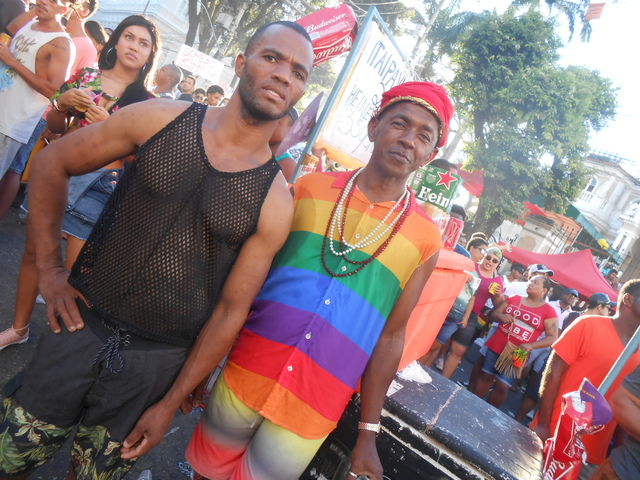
left=573, top=154, right=640, bottom=259
left=92, top=0, right=190, bottom=66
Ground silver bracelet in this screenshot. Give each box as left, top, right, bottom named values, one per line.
left=357, top=421, right=380, bottom=434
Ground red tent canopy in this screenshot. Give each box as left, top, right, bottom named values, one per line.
left=502, top=245, right=618, bottom=302
left=455, top=164, right=484, bottom=197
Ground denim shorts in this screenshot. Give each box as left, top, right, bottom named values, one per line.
left=63, top=169, right=121, bottom=240
left=482, top=348, right=520, bottom=388
left=8, top=117, right=47, bottom=175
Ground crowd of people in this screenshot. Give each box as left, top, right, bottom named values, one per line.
left=420, top=227, right=640, bottom=480
left=0, top=2, right=638, bottom=480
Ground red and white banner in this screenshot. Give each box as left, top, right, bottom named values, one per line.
left=296, top=4, right=357, bottom=66
left=584, top=3, right=605, bottom=21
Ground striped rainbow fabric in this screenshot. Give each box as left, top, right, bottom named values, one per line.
left=223, top=171, right=442, bottom=439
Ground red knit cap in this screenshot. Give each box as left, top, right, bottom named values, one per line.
left=377, top=81, right=454, bottom=148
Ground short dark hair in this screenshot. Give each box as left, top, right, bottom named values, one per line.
left=618, top=279, right=640, bottom=307
left=539, top=276, right=552, bottom=294
left=184, top=75, right=196, bottom=84
left=193, top=88, right=206, bottom=96
left=430, top=158, right=456, bottom=173
left=85, top=20, right=108, bottom=47
left=245, top=21, right=313, bottom=55
left=450, top=204, right=466, bottom=221
left=164, top=64, right=183, bottom=87
left=207, top=84, right=225, bottom=96
left=467, top=238, right=488, bottom=250
left=511, top=262, right=526, bottom=275
left=86, top=0, right=99, bottom=16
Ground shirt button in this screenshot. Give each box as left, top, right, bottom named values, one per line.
left=369, top=205, right=374, bottom=209
left=287, top=365, right=293, bottom=372
left=110, top=171, right=118, bottom=176
left=325, top=299, right=331, bottom=305
left=341, top=266, right=347, bottom=272
left=305, top=333, right=312, bottom=340
left=355, top=233, right=361, bottom=239
left=110, top=181, right=117, bottom=185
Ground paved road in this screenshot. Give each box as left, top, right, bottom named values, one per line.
left=0, top=199, right=531, bottom=479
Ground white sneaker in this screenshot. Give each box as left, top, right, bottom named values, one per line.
left=435, top=357, right=444, bottom=371
left=0, top=327, right=29, bottom=351
left=137, top=470, right=152, bottom=480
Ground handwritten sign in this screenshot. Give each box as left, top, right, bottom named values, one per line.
left=319, top=20, right=413, bottom=166
left=174, top=44, right=224, bottom=82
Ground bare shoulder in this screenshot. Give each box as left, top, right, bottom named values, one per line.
left=258, top=174, right=294, bottom=238
left=46, top=35, right=73, bottom=54
left=110, top=99, right=194, bottom=147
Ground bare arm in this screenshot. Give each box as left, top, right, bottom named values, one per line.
left=349, top=251, right=440, bottom=480
left=533, top=351, right=569, bottom=441
left=120, top=180, right=294, bottom=459
left=610, top=384, right=640, bottom=442
left=30, top=101, right=189, bottom=333
left=0, top=36, right=72, bottom=98
left=520, top=316, right=558, bottom=353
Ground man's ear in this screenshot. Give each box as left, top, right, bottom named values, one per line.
left=367, top=116, right=379, bottom=142
left=234, top=54, right=246, bottom=78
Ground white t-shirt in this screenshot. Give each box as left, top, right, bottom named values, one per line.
left=0, top=21, right=74, bottom=143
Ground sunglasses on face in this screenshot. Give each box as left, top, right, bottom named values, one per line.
left=484, top=255, right=499, bottom=264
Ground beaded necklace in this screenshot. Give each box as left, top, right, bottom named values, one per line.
left=321, top=168, right=411, bottom=277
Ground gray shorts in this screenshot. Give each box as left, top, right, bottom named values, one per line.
left=0, top=300, right=188, bottom=479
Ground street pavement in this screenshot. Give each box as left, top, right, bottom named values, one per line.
left=0, top=198, right=531, bottom=479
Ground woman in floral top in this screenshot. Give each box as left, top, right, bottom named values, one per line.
left=0, top=16, right=161, bottom=352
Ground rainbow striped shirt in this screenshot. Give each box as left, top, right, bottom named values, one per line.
left=224, top=171, right=442, bottom=439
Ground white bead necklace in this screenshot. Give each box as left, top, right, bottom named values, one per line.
left=328, top=168, right=411, bottom=257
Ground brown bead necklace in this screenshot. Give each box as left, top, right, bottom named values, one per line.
left=321, top=168, right=411, bottom=277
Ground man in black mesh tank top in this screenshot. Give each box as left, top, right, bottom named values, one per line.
left=0, top=22, right=314, bottom=479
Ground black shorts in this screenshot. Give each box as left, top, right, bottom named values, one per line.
left=0, top=301, right=189, bottom=479
left=451, top=311, right=479, bottom=348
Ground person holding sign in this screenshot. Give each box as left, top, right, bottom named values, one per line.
left=185, top=81, right=454, bottom=480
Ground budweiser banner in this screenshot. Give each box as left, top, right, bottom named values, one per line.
left=297, top=4, right=357, bottom=66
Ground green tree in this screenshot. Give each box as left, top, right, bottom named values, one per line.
left=510, top=0, right=595, bottom=41
left=344, top=0, right=417, bottom=35
left=450, top=10, right=617, bottom=234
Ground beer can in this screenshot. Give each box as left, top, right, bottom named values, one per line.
left=292, top=153, right=319, bottom=182
left=0, top=33, right=11, bottom=46
left=443, top=216, right=464, bottom=250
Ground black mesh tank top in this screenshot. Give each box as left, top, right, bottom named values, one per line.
left=69, top=102, right=281, bottom=347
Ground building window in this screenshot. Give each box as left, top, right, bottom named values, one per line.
left=586, top=177, right=597, bottom=193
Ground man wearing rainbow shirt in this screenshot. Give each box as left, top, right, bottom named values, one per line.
left=187, top=81, right=454, bottom=480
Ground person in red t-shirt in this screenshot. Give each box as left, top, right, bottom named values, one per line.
left=531, top=279, right=640, bottom=480
left=472, top=275, right=558, bottom=407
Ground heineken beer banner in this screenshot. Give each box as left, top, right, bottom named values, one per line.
left=410, top=165, right=460, bottom=213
